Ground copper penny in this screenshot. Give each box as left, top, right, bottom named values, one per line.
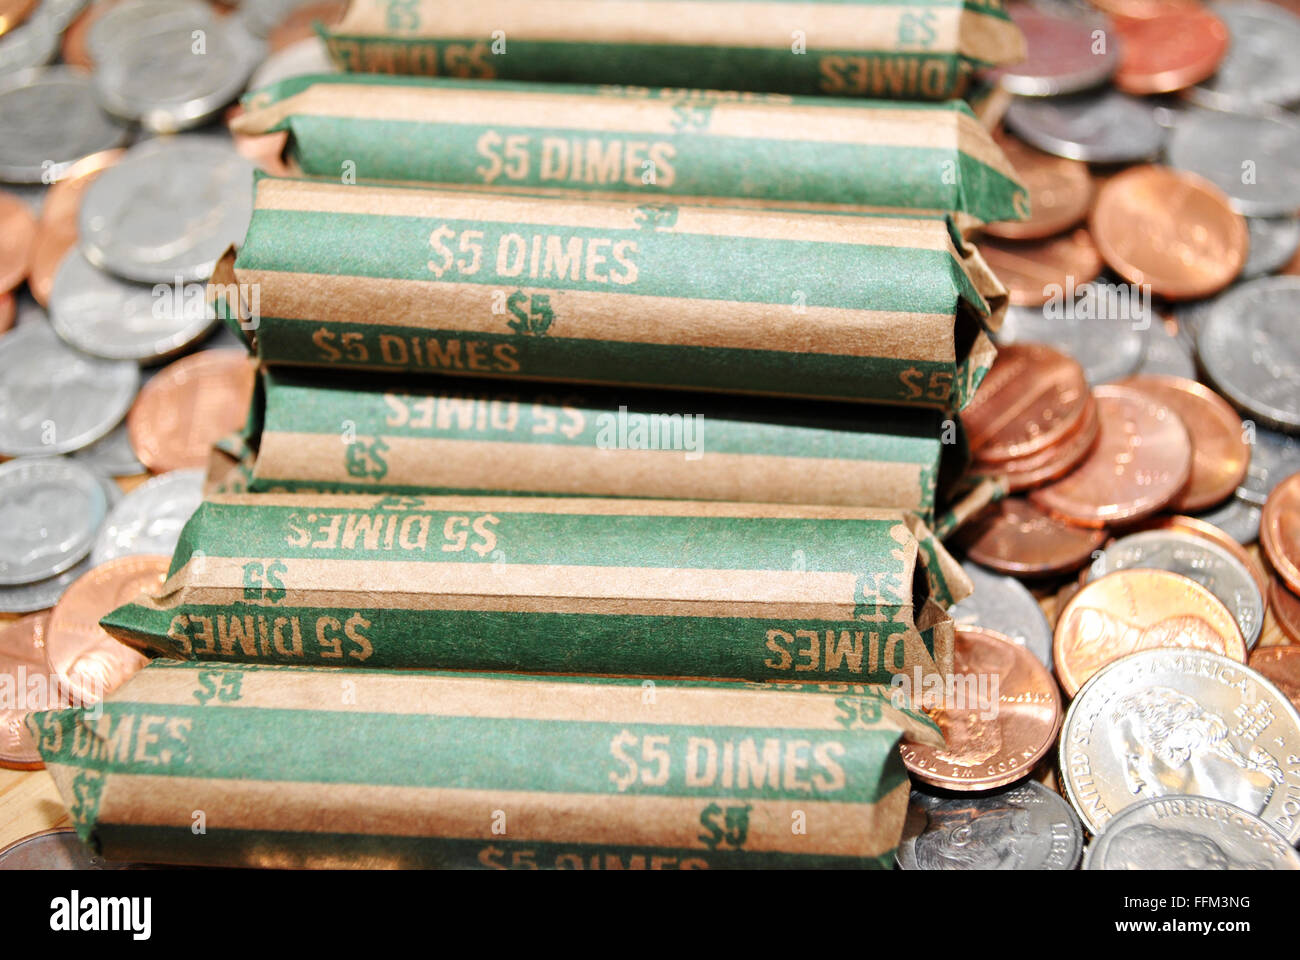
left=1088, top=0, right=1201, bottom=18
left=1030, top=385, right=1192, bottom=528
left=127, top=350, right=256, bottom=472
left=974, top=392, right=1100, bottom=493
left=1261, top=472, right=1300, bottom=596
left=959, top=497, right=1107, bottom=577
left=0, top=613, right=62, bottom=770
left=268, top=0, right=347, bottom=51
left=983, top=129, right=1093, bottom=241
left=977, top=229, right=1103, bottom=307
left=1054, top=568, right=1247, bottom=697
left=1143, top=514, right=1270, bottom=598
left=27, top=148, right=125, bottom=308
left=1117, top=374, right=1249, bottom=512
left=0, top=191, right=36, bottom=293
left=43, top=556, right=167, bottom=705
left=0, top=0, right=36, bottom=34
left=1269, top=579, right=1300, bottom=645
left=226, top=105, right=291, bottom=177
left=900, top=626, right=1062, bottom=790
left=0, top=291, right=14, bottom=335
left=1248, top=646, right=1300, bottom=709
left=1112, top=9, right=1229, bottom=95
left=1090, top=165, right=1247, bottom=301
left=962, top=343, right=1090, bottom=463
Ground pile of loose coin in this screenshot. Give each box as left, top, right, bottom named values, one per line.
left=0, top=0, right=344, bottom=770
left=898, top=0, right=1300, bottom=870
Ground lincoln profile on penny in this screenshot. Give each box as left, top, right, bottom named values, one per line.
left=1109, top=686, right=1285, bottom=818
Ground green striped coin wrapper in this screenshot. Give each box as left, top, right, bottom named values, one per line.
left=29, top=661, right=942, bottom=868
left=235, top=74, right=1028, bottom=233
left=99, top=493, right=969, bottom=683
left=214, top=176, right=1003, bottom=412
left=245, top=369, right=970, bottom=528
left=322, top=0, right=1025, bottom=101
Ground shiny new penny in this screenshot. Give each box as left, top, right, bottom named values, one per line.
left=268, top=0, right=347, bottom=51
left=962, top=343, right=1090, bottom=462
left=1090, top=166, right=1247, bottom=301
left=27, top=148, right=125, bottom=308
left=975, top=393, right=1100, bottom=493
left=0, top=291, right=14, bottom=334
left=1112, top=9, right=1229, bottom=94
left=984, top=129, right=1093, bottom=240
left=43, top=555, right=167, bottom=705
left=0, top=613, right=59, bottom=770
left=978, top=229, right=1103, bottom=307
left=1143, top=514, right=1270, bottom=598
left=959, top=497, right=1107, bottom=577
left=1250, top=646, right=1300, bottom=710
left=127, top=350, right=256, bottom=472
left=900, top=626, right=1062, bottom=790
left=0, top=192, right=36, bottom=293
left=1261, top=472, right=1300, bottom=595
left=1030, top=385, right=1192, bottom=528
left=1118, top=374, right=1249, bottom=512
left=1269, top=579, right=1300, bottom=644
left=1055, top=569, right=1247, bottom=697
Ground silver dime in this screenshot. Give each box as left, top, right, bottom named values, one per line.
left=0, top=829, right=140, bottom=869
left=898, top=781, right=1083, bottom=870
left=950, top=560, right=1054, bottom=671
left=0, top=3, right=59, bottom=77
left=996, top=291, right=1147, bottom=384
left=0, top=457, right=108, bottom=585
left=1239, top=426, right=1300, bottom=505
left=247, top=35, right=337, bottom=92
left=1186, top=1, right=1300, bottom=113
left=1194, top=497, right=1262, bottom=546
left=1004, top=89, right=1164, bottom=164
left=86, top=0, right=215, bottom=68
left=91, top=468, right=205, bottom=566
left=1198, top=277, right=1300, bottom=431
left=0, top=67, right=130, bottom=183
left=94, top=14, right=254, bottom=132
left=1086, top=530, right=1263, bottom=649
left=0, top=555, right=88, bottom=613
left=1136, top=318, right=1197, bottom=379
left=1060, top=649, right=1300, bottom=842
left=69, top=421, right=145, bottom=477
left=50, top=248, right=217, bottom=361
left=1242, top=217, right=1300, bottom=279
left=0, top=321, right=139, bottom=457
left=1166, top=110, right=1300, bottom=218
left=1084, top=795, right=1300, bottom=870
left=78, top=137, right=256, bottom=283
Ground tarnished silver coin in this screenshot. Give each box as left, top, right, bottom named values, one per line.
left=0, top=2, right=59, bottom=77
left=1186, top=1, right=1300, bottom=113
left=1242, top=217, right=1300, bottom=280
left=247, top=35, right=337, bottom=92
left=0, top=555, right=88, bottom=613
left=91, top=468, right=205, bottom=566
left=0, top=321, right=139, bottom=457
left=1060, top=649, right=1300, bottom=842
left=1087, top=530, right=1263, bottom=649
left=950, top=560, right=1054, bottom=670
left=78, top=137, right=256, bottom=283
left=1084, top=795, right=1300, bottom=870
left=1136, top=319, right=1197, bottom=380
left=996, top=291, right=1147, bottom=384
left=898, top=781, right=1083, bottom=870
left=0, top=67, right=130, bottom=183
left=0, top=829, right=140, bottom=869
left=1194, top=497, right=1263, bottom=546
left=1198, top=277, right=1300, bottom=431
left=94, top=13, right=254, bottom=131
left=1166, top=110, right=1300, bottom=218
left=50, top=248, right=217, bottom=361
left=0, top=457, right=108, bottom=585
left=70, top=421, right=145, bottom=477
left=1004, top=89, right=1164, bottom=164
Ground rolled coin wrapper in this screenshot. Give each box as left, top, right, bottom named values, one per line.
left=99, top=493, right=968, bottom=683
left=241, top=369, right=971, bottom=529
left=29, top=661, right=942, bottom=869
left=233, top=75, right=1028, bottom=233
left=212, top=176, right=1004, bottom=412
left=322, top=0, right=1026, bottom=102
